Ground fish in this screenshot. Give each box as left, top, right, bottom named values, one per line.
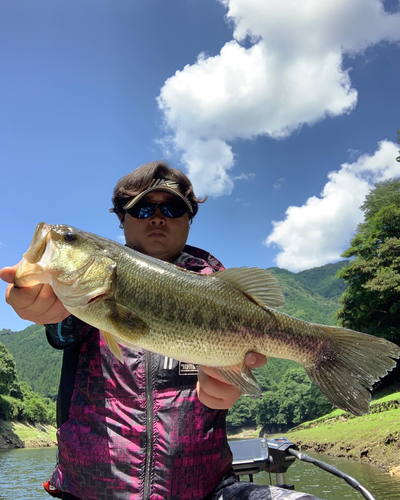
left=14, top=222, right=400, bottom=416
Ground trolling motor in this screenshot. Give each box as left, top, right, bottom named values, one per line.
left=230, top=437, right=296, bottom=488
left=230, top=437, right=376, bottom=500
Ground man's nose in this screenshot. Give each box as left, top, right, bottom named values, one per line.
left=150, top=207, right=166, bottom=224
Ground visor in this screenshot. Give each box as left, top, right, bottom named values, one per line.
left=123, top=178, right=193, bottom=214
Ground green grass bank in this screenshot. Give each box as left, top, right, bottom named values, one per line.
left=0, top=420, right=57, bottom=449
left=229, top=392, right=400, bottom=474
left=284, top=392, right=400, bottom=473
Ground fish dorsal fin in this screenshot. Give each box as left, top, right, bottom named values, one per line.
left=215, top=267, right=285, bottom=309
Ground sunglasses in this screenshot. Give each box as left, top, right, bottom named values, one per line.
left=125, top=198, right=190, bottom=219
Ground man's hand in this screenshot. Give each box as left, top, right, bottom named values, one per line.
left=0, top=265, right=70, bottom=325
left=197, top=352, right=267, bottom=409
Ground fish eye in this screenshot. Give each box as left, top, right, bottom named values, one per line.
left=64, top=232, right=77, bottom=243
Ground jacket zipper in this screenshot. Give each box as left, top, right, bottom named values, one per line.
left=143, top=351, right=153, bottom=499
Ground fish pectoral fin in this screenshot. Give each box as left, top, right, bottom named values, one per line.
left=214, top=267, right=285, bottom=309
left=101, top=300, right=149, bottom=363
left=216, top=363, right=262, bottom=396
left=105, top=300, right=150, bottom=340
left=101, top=330, right=124, bottom=364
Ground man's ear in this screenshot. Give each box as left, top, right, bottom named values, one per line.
left=117, top=213, right=124, bottom=229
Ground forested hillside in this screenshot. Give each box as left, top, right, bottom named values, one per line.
left=269, top=260, right=349, bottom=325
left=0, top=259, right=349, bottom=404
left=0, top=324, right=62, bottom=400
left=0, top=342, right=56, bottom=426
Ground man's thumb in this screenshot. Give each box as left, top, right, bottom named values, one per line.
left=0, top=265, right=18, bottom=284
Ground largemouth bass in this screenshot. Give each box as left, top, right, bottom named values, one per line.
left=14, top=222, right=400, bottom=416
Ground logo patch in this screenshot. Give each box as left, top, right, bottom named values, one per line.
left=179, top=362, right=199, bottom=375
left=162, top=357, right=199, bottom=375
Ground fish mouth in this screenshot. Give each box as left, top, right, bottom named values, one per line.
left=23, top=222, right=52, bottom=264
left=14, top=222, right=55, bottom=287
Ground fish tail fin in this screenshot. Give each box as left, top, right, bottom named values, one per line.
left=304, top=324, right=400, bottom=416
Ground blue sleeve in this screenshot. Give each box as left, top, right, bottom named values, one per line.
left=45, top=315, right=95, bottom=349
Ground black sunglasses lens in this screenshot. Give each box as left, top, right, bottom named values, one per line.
left=160, top=200, right=186, bottom=218
left=127, top=199, right=188, bottom=219
left=127, top=202, right=156, bottom=219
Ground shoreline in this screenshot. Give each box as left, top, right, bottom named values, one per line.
left=227, top=424, right=400, bottom=475
left=0, top=420, right=57, bottom=450
left=227, top=427, right=261, bottom=440
left=4, top=419, right=400, bottom=476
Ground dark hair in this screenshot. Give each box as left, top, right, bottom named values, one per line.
left=111, top=161, right=207, bottom=221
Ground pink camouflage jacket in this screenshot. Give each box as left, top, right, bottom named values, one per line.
left=45, top=244, right=233, bottom=500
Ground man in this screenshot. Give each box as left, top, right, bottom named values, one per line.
left=1, top=161, right=317, bottom=500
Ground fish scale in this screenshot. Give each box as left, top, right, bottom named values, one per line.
left=14, top=222, right=400, bottom=416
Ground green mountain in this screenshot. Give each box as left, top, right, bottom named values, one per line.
left=0, top=260, right=350, bottom=399
left=269, top=260, right=349, bottom=326
left=0, top=324, right=62, bottom=400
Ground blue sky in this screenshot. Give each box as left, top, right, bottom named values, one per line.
left=1, top=0, right=400, bottom=332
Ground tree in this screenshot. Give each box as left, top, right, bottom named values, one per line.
left=397, top=130, right=400, bottom=163
left=256, top=391, right=286, bottom=427
left=18, top=382, right=56, bottom=424
left=0, top=343, right=56, bottom=423
left=0, top=342, right=18, bottom=395
left=226, top=396, right=257, bottom=428
left=253, top=368, right=333, bottom=430
left=337, top=178, right=400, bottom=343
left=0, top=343, right=24, bottom=420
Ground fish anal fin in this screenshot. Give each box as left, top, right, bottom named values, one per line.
left=101, top=330, right=124, bottom=364
left=215, top=267, right=285, bottom=309
left=216, top=362, right=262, bottom=397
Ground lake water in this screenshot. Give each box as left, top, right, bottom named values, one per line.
left=1, top=446, right=400, bottom=499
left=247, top=451, right=400, bottom=500
left=0, top=447, right=57, bottom=500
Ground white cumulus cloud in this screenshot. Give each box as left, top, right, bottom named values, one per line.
left=264, top=140, right=400, bottom=272
left=157, top=0, right=400, bottom=196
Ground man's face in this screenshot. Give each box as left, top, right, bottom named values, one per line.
left=121, top=191, right=190, bottom=263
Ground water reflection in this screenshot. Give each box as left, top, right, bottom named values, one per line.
left=251, top=452, right=400, bottom=500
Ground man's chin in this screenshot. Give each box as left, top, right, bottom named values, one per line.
left=143, top=243, right=174, bottom=261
